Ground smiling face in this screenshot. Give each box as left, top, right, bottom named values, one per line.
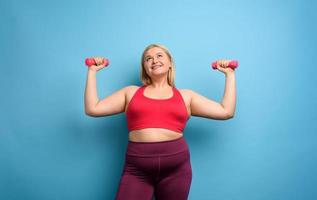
left=140, top=44, right=176, bottom=87
left=143, top=47, right=172, bottom=78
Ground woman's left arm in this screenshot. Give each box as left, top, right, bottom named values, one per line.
left=221, top=71, right=236, bottom=117
left=188, top=64, right=236, bottom=120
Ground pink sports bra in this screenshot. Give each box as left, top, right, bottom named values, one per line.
left=126, top=85, right=190, bottom=133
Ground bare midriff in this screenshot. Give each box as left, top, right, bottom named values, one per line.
left=128, top=128, right=183, bottom=142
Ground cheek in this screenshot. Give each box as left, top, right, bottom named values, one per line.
left=163, top=59, right=171, bottom=66
left=143, top=64, right=151, bottom=72
left=144, top=63, right=151, bottom=69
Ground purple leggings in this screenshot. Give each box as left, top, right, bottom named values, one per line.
left=115, top=136, right=192, bottom=200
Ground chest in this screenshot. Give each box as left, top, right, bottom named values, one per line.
left=125, top=87, right=191, bottom=116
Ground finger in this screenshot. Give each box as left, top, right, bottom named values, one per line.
left=222, top=60, right=228, bottom=68
left=219, top=60, right=224, bottom=68
left=96, top=57, right=102, bottom=65
left=225, top=60, right=230, bottom=67
left=220, top=60, right=224, bottom=67
left=92, top=57, right=99, bottom=65
left=95, top=57, right=103, bottom=65
left=217, top=65, right=224, bottom=71
left=217, top=60, right=221, bottom=68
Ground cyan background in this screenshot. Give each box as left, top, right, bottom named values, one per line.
left=1, top=0, right=316, bottom=199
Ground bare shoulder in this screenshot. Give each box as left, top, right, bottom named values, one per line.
left=178, top=88, right=193, bottom=93
left=125, top=85, right=140, bottom=90
left=178, top=89, right=193, bottom=100
left=125, top=85, right=141, bottom=96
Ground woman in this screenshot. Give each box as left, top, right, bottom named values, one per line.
left=84, top=44, right=236, bottom=200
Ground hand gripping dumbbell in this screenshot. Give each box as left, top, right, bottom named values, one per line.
left=85, top=58, right=109, bottom=67
left=211, top=60, right=238, bottom=70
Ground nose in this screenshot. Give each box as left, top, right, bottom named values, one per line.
left=152, top=56, right=158, bottom=63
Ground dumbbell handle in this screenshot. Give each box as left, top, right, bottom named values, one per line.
left=85, top=58, right=109, bottom=67
left=212, top=60, right=238, bottom=70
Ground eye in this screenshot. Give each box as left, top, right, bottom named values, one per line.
left=146, top=57, right=152, bottom=62
left=158, top=54, right=163, bottom=57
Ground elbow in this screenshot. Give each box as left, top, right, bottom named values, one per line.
left=227, top=113, right=235, bottom=119
left=85, top=104, right=98, bottom=117
left=85, top=111, right=93, bottom=117
left=227, top=114, right=234, bottom=119
left=221, top=105, right=235, bottom=120
left=225, top=111, right=235, bottom=120
left=85, top=109, right=97, bottom=117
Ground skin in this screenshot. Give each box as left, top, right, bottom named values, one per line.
left=84, top=48, right=236, bottom=142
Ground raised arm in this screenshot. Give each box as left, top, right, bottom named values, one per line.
left=189, top=66, right=236, bottom=120
left=84, top=57, right=128, bottom=117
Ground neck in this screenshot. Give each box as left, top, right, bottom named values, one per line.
left=149, top=76, right=171, bottom=89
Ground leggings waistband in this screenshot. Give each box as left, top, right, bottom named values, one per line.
left=126, top=136, right=189, bottom=157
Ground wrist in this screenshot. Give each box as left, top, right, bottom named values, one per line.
left=88, top=69, right=97, bottom=74
left=225, top=71, right=235, bottom=77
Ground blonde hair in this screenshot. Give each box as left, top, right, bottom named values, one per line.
left=140, top=44, right=175, bottom=87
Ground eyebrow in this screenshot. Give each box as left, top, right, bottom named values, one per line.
left=144, top=52, right=164, bottom=59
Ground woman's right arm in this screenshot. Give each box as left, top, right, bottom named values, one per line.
left=84, top=57, right=127, bottom=117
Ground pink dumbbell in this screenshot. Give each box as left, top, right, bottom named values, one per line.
left=85, top=58, right=109, bottom=67
left=211, top=60, right=238, bottom=70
